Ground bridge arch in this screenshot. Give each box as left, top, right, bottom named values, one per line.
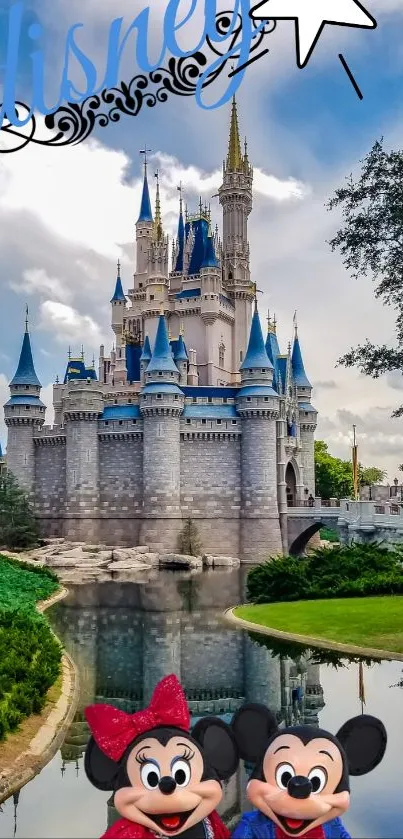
left=288, top=522, right=322, bottom=557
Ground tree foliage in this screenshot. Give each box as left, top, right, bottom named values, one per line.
left=314, top=440, right=386, bottom=499
left=246, top=543, right=403, bottom=605
left=178, top=519, right=202, bottom=557
left=0, top=472, right=39, bottom=549
left=327, top=139, right=403, bottom=415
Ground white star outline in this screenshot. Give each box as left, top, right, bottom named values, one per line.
left=249, top=0, right=377, bottom=69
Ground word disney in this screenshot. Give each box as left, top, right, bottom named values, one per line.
left=0, top=0, right=265, bottom=129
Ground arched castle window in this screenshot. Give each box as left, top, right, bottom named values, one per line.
left=219, top=341, right=225, bottom=368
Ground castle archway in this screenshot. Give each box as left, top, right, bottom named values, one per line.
left=286, top=462, right=297, bottom=507
left=288, top=522, right=322, bottom=557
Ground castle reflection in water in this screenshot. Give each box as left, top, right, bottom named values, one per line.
left=49, top=568, right=325, bottom=831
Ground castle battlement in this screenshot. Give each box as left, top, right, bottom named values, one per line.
left=4, top=99, right=317, bottom=562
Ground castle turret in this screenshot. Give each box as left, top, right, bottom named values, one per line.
left=237, top=303, right=282, bottom=562
left=140, top=335, right=152, bottom=385
left=62, top=376, right=104, bottom=542
left=135, top=153, right=154, bottom=282
left=173, top=333, right=188, bottom=386
left=200, top=229, right=221, bottom=385
left=173, top=190, right=185, bottom=274
left=4, top=311, right=45, bottom=492
left=292, top=321, right=317, bottom=498
left=218, top=97, right=254, bottom=373
left=140, top=314, right=184, bottom=550
left=146, top=172, right=169, bottom=310
left=111, top=259, right=127, bottom=385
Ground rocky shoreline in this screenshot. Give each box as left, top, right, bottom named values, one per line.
left=2, top=540, right=240, bottom=584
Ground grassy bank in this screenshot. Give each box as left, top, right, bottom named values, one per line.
left=0, top=555, right=62, bottom=740
left=235, top=596, right=403, bottom=655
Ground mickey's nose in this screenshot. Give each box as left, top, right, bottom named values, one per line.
left=287, top=776, right=312, bottom=799
left=159, top=776, right=177, bottom=795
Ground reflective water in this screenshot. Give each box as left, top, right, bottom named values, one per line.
left=0, top=568, right=402, bottom=838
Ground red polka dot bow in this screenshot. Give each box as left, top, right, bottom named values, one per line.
left=85, top=674, right=191, bottom=761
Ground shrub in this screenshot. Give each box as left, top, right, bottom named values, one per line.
left=178, top=519, right=202, bottom=557
left=0, top=472, right=39, bottom=549
left=247, top=543, right=403, bottom=604
left=0, top=555, right=61, bottom=741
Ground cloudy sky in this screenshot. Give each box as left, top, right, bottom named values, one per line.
left=0, top=0, right=403, bottom=479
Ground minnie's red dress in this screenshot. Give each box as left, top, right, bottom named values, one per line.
left=102, top=811, right=230, bottom=839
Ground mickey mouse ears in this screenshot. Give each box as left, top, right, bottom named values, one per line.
left=336, top=714, right=387, bottom=776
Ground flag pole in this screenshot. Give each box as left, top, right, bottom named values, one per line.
left=358, top=659, right=365, bottom=714
left=352, top=424, right=359, bottom=501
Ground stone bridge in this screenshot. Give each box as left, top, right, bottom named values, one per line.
left=287, top=498, right=403, bottom=555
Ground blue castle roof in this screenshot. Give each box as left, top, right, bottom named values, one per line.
left=186, top=217, right=210, bottom=275
left=126, top=343, right=142, bottom=383
left=64, top=358, right=97, bottom=384
left=10, top=329, right=41, bottom=388
left=147, top=315, right=179, bottom=374
left=111, top=262, right=126, bottom=303
left=277, top=356, right=287, bottom=393
left=201, top=233, right=219, bottom=269
left=240, top=308, right=273, bottom=371
left=175, top=288, right=201, bottom=300
left=5, top=394, right=45, bottom=407
left=101, top=405, right=141, bottom=420
left=266, top=330, right=281, bottom=392
left=292, top=332, right=311, bottom=388
left=172, top=334, right=188, bottom=362
left=140, top=335, right=152, bottom=362
left=175, top=204, right=185, bottom=273
left=137, top=169, right=153, bottom=223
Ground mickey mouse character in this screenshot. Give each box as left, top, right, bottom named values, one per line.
left=230, top=703, right=387, bottom=839
left=84, top=674, right=239, bottom=839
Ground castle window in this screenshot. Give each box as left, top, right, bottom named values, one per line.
left=240, top=351, right=243, bottom=363
left=26, top=406, right=30, bottom=410
left=157, top=394, right=162, bottom=399
left=174, top=395, right=178, bottom=400
left=143, top=394, right=147, bottom=400
left=219, top=343, right=225, bottom=368
left=150, top=294, right=155, bottom=300
left=25, top=384, right=29, bottom=389
left=208, top=397, right=213, bottom=403
left=264, top=397, right=269, bottom=402
left=247, top=397, right=251, bottom=402
left=186, top=419, right=191, bottom=424
left=128, top=399, right=132, bottom=404
left=119, top=420, right=123, bottom=425
left=114, top=399, right=118, bottom=405
left=223, top=398, right=228, bottom=404
left=192, top=397, right=197, bottom=403
left=105, top=421, right=109, bottom=426
left=132, top=420, right=137, bottom=425
left=158, top=371, right=163, bottom=376
left=139, top=282, right=143, bottom=288
left=217, top=419, right=222, bottom=425
left=232, top=420, right=237, bottom=425
left=202, top=419, right=206, bottom=425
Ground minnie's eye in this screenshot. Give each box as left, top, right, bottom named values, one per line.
left=140, top=762, right=161, bottom=790
left=171, top=758, right=191, bottom=787
left=308, top=767, right=328, bottom=794
left=275, top=763, right=295, bottom=789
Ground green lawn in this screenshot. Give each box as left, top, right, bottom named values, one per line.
left=235, top=596, right=403, bottom=654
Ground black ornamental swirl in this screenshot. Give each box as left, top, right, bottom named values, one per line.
left=0, top=11, right=276, bottom=153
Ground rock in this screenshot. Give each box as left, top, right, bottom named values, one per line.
left=111, top=569, right=159, bottom=584
left=107, top=559, right=152, bottom=572
left=203, top=555, right=214, bottom=568
left=82, top=544, right=110, bottom=553
left=134, top=546, right=150, bottom=554
left=159, top=553, right=202, bottom=569
left=142, top=552, right=159, bottom=565
left=212, top=556, right=240, bottom=567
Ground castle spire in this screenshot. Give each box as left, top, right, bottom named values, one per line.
left=137, top=147, right=153, bottom=223
left=240, top=306, right=273, bottom=372
left=153, top=170, right=163, bottom=241
left=110, top=258, right=126, bottom=303
left=226, top=95, right=243, bottom=172
left=147, top=315, right=179, bottom=375
left=201, top=226, right=219, bottom=269
left=10, top=310, right=41, bottom=387
left=291, top=321, right=312, bottom=388
left=174, top=183, right=185, bottom=273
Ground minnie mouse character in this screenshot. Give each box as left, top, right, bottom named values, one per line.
left=230, top=703, right=387, bottom=839
left=84, top=674, right=239, bottom=839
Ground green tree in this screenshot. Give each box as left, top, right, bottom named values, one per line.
left=314, top=441, right=385, bottom=499
left=178, top=519, right=202, bottom=557
left=0, top=472, right=39, bottom=549
left=327, top=139, right=403, bottom=416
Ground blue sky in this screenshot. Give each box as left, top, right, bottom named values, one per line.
left=0, top=0, right=403, bottom=477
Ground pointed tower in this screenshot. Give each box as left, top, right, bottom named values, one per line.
left=292, top=319, right=317, bottom=498
left=135, top=151, right=154, bottom=280
left=140, top=314, right=184, bottom=550
left=237, top=303, right=283, bottom=561
left=173, top=333, right=188, bottom=386
left=146, top=172, right=169, bottom=310
left=218, top=96, right=253, bottom=372
left=4, top=310, right=45, bottom=492
left=110, top=259, right=127, bottom=386
left=173, top=189, right=185, bottom=274
left=140, top=335, right=152, bottom=385
left=200, top=227, right=222, bottom=384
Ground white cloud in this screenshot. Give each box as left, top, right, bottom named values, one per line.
left=39, top=301, right=104, bottom=350
left=10, top=268, right=72, bottom=304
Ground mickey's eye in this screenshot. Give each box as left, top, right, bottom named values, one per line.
left=308, top=767, right=328, bottom=793
left=275, top=763, right=295, bottom=789
left=171, top=758, right=191, bottom=787
left=140, top=762, right=161, bottom=790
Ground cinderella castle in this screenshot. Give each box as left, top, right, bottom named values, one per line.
left=4, top=99, right=317, bottom=562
